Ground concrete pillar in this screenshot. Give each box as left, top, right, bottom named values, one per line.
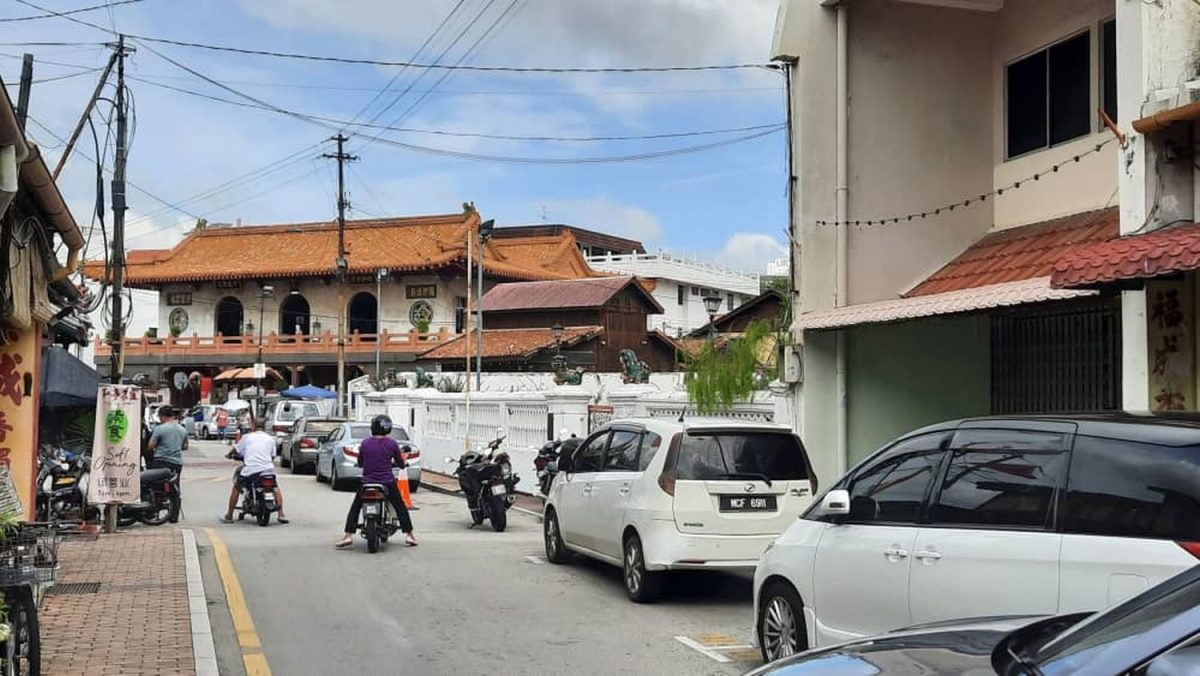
left=545, top=387, right=591, bottom=439
left=1115, top=0, right=1200, bottom=410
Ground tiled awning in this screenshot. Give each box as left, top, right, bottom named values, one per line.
left=796, top=277, right=1096, bottom=330
left=1052, top=222, right=1200, bottom=289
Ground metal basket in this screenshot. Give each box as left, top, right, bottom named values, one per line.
left=0, top=526, right=58, bottom=586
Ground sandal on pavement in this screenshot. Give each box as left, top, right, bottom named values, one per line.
left=278, top=516, right=290, bottom=524
left=404, top=533, right=418, bottom=547
left=219, top=515, right=234, bottom=524
left=334, top=537, right=353, bottom=549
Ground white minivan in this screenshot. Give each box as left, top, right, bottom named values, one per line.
left=753, top=415, right=1200, bottom=663
left=544, top=418, right=817, bottom=602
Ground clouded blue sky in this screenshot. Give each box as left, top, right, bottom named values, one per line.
left=6, top=0, right=788, bottom=272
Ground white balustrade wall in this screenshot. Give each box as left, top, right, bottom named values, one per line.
left=363, top=373, right=798, bottom=484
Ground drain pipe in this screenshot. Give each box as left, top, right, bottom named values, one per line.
left=834, top=2, right=849, bottom=476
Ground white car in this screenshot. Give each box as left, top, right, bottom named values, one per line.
left=543, top=418, right=817, bottom=603
left=753, top=414, right=1200, bottom=663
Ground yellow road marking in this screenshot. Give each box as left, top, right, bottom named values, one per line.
left=698, top=634, right=739, bottom=646
left=205, top=527, right=272, bottom=675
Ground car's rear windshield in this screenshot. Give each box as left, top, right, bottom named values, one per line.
left=677, top=431, right=809, bottom=481
left=347, top=426, right=409, bottom=442
left=305, top=421, right=342, bottom=435
left=278, top=403, right=321, bottom=422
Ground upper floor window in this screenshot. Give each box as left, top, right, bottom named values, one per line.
left=1006, top=31, right=1091, bottom=158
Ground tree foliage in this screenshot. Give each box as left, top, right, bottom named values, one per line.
left=685, top=319, right=774, bottom=414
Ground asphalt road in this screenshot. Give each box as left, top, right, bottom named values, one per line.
left=178, top=439, right=762, bottom=675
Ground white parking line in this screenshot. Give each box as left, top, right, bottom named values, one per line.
left=524, top=555, right=546, bottom=565
left=674, top=636, right=732, bottom=663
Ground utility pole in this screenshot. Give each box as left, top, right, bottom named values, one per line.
left=15, top=55, right=33, bottom=133
left=323, top=134, right=357, bottom=416
left=106, top=35, right=134, bottom=534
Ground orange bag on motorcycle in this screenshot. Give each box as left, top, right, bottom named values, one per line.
left=397, top=477, right=414, bottom=509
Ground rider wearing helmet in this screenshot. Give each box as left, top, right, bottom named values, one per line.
left=335, top=415, right=417, bottom=548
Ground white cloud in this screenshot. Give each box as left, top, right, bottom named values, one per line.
left=541, top=196, right=663, bottom=244
left=718, top=233, right=785, bottom=273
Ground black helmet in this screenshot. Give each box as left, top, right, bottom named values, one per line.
left=371, top=414, right=393, bottom=437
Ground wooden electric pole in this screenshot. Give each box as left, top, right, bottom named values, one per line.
left=324, top=134, right=357, bottom=416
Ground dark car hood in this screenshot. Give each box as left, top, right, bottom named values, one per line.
left=747, top=616, right=1044, bottom=676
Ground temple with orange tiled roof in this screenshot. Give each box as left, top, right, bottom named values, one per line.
left=82, top=205, right=616, bottom=400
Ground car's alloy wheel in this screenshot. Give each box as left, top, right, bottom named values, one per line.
left=544, top=511, right=563, bottom=563
left=622, top=533, right=661, bottom=603
left=759, top=584, right=804, bottom=662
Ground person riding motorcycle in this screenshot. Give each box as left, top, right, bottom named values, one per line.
left=335, top=415, right=417, bottom=549
left=220, top=417, right=289, bottom=524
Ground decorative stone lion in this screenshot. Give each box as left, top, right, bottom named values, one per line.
left=618, top=348, right=650, bottom=384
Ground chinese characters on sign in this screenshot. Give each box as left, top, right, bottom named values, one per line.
left=166, top=292, right=192, bottom=306
left=1148, top=281, right=1195, bottom=412
left=87, top=385, right=142, bottom=505
left=406, top=284, right=437, bottom=299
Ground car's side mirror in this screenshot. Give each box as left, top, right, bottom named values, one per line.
left=818, top=489, right=851, bottom=517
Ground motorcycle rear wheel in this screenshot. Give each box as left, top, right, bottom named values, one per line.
left=140, top=500, right=171, bottom=526
left=256, top=507, right=270, bottom=527
left=365, top=519, right=380, bottom=553
left=489, top=494, right=508, bottom=533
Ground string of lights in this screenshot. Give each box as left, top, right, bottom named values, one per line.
left=815, top=138, right=1116, bottom=227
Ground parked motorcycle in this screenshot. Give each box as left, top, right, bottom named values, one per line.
left=358, top=479, right=401, bottom=553
left=446, top=435, right=520, bottom=532
left=226, top=451, right=280, bottom=527
left=534, top=437, right=581, bottom=496
left=36, top=445, right=90, bottom=522
left=117, top=465, right=181, bottom=527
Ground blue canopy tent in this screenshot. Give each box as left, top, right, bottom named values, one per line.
left=41, top=346, right=100, bottom=408
left=280, top=384, right=336, bottom=400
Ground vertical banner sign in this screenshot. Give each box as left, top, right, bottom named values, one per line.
left=1148, top=279, right=1195, bottom=411
left=87, top=385, right=142, bottom=505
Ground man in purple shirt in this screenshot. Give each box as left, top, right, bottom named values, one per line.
left=335, top=415, right=417, bottom=548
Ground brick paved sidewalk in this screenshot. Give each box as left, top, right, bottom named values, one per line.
left=40, top=529, right=195, bottom=676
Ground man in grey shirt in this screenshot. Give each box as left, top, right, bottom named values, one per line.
left=148, top=407, right=188, bottom=474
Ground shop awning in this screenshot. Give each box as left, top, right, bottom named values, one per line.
left=1052, top=221, right=1200, bottom=289
left=41, top=346, right=100, bottom=408
left=214, top=366, right=282, bottom=382
left=796, top=277, right=1096, bottom=330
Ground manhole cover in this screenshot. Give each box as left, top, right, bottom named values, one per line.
left=48, top=582, right=101, bottom=595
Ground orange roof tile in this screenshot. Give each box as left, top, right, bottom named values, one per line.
left=1052, top=221, right=1200, bottom=288
left=83, top=212, right=597, bottom=286
left=907, top=208, right=1118, bottom=297
left=420, top=326, right=603, bottom=361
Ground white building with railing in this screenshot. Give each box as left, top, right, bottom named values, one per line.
left=585, top=252, right=761, bottom=336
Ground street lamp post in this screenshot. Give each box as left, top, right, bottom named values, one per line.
left=476, top=219, right=494, bottom=389
left=703, top=295, right=722, bottom=342
left=375, top=267, right=388, bottom=382
left=256, top=284, right=275, bottom=362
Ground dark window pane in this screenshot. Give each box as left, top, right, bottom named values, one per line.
left=573, top=432, right=608, bottom=473
left=389, top=428, right=409, bottom=441
left=846, top=432, right=950, bottom=524
left=1102, top=20, right=1117, bottom=122
left=677, top=432, right=809, bottom=481
left=1049, top=33, right=1091, bottom=145
left=639, top=432, right=662, bottom=471
left=1061, top=436, right=1200, bottom=540
left=1008, top=50, right=1048, bottom=157
left=605, top=430, right=641, bottom=471
left=931, top=450, right=1066, bottom=528
left=677, top=285, right=685, bottom=306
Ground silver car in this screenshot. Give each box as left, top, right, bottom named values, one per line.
left=315, top=422, right=422, bottom=491
left=281, top=417, right=346, bottom=473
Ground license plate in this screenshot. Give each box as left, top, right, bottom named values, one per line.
left=719, top=495, right=777, bottom=512
left=364, top=503, right=381, bottom=515
left=54, top=477, right=76, bottom=486
left=490, top=484, right=507, bottom=496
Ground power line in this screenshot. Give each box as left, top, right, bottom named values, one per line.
left=129, top=75, right=784, bottom=142
left=1, top=66, right=105, bottom=84
left=0, top=0, right=143, bottom=22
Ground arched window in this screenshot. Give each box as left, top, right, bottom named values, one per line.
left=279, top=294, right=311, bottom=335
left=348, top=292, right=378, bottom=335
left=215, top=297, right=244, bottom=337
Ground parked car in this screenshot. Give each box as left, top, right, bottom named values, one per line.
left=315, top=422, right=422, bottom=491
left=749, top=563, right=1200, bottom=675
left=543, top=418, right=817, bottom=603
left=264, top=400, right=325, bottom=451
left=281, top=417, right=347, bottom=473
left=182, top=405, right=219, bottom=439
left=753, top=413, right=1200, bottom=663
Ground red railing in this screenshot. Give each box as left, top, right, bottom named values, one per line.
left=94, top=328, right=451, bottom=357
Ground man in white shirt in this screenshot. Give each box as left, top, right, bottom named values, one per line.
left=220, top=419, right=289, bottom=524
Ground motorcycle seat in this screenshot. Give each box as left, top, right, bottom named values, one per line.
left=141, top=468, right=174, bottom=483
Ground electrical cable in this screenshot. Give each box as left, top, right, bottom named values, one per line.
left=0, top=0, right=143, bottom=22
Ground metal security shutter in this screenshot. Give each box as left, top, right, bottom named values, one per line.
left=991, top=297, right=1121, bottom=414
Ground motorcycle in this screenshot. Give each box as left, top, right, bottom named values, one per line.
left=446, top=435, right=520, bottom=532
left=358, top=475, right=403, bottom=554
left=534, top=437, right=581, bottom=496
left=36, top=445, right=90, bottom=521
left=117, top=465, right=181, bottom=527
left=226, top=451, right=280, bottom=527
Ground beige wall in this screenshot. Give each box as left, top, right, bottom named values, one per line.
left=991, top=0, right=1118, bottom=229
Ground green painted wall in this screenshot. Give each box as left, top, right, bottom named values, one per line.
left=845, top=315, right=991, bottom=464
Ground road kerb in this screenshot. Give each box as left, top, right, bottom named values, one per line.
left=183, top=529, right=219, bottom=676
left=205, top=527, right=273, bottom=675
left=421, top=471, right=544, bottom=520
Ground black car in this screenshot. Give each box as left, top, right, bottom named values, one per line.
left=748, top=563, right=1200, bottom=675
